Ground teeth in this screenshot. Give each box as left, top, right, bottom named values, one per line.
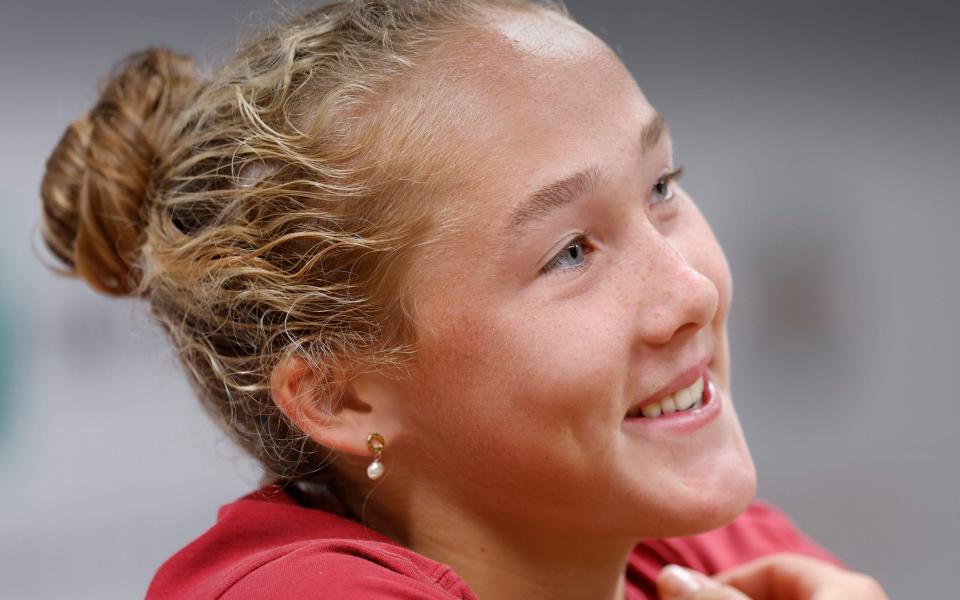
left=692, top=376, right=704, bottom=402
left=675, top=387, right=694, bottom=411
left=627, top=375, right=705, bottom=419
left=640, top=403, right=662, bottom=418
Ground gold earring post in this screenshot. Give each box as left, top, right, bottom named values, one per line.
left=366, top=433, right=385, bottom=480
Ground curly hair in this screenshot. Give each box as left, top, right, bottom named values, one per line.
left=39, top=0, right=567, bottom=483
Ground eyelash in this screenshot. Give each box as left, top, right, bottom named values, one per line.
left=540, top=166, right=686, bottom=277
left=541, top=229, right=594, bottom=276
left=653, top=166, right=685, bottom=204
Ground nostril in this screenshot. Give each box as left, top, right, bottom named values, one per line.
left=673, top=321, right=701, bottom=341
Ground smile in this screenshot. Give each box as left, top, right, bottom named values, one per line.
left=621, top=357, right=723, bottom=433
left=625, top=375, right=704, bottom=419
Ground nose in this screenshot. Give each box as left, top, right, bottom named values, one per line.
left=632, top=235, right=719, bottom=347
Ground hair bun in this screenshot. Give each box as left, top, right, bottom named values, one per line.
left=40, top=47, right=197, bottom=297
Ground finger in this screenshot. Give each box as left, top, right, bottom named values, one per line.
left=714, top=553, right=843, bottom=600
left=658, top=565, right=752, bottom=600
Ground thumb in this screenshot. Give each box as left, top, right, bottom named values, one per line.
left=658, top=565, right=752, bottom=600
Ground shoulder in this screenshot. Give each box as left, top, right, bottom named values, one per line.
left=628, top=500, right=843, bottom=583
left=146, top=485, right=476, bottom=600
left=217, top=539, right=473, bottom=600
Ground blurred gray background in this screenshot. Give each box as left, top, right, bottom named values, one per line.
left=1, top=0, right=957, bottom=597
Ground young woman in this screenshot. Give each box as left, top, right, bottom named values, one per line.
left=39, top=1, right=888, bottom=598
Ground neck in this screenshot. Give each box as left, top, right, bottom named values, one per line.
left=341, top=485, right=635, bottom=600
left=410, top=513, right=634, bottom=600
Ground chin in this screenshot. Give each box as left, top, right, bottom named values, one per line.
left=675, top=454, right=758, bottom=537
left=692, top=474, right=756, bottom=535
left=632, top=448, right=758, bottom=540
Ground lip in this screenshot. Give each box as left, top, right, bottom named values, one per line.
left=622, top=370, right=722, bottom=434
left=627, top=354, right=712, bottom=415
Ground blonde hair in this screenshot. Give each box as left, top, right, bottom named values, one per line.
left=39, top=0, right=567, bottom=483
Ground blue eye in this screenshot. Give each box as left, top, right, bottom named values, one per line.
left=652, top=178, right=674, bottom=203
left=651, top=166, right=685, bottom=205
left=542, top=234, right=592, bottom=275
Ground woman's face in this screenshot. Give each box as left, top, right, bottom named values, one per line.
left=390, top=9, right=756, bottom=540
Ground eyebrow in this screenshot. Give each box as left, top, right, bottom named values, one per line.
left=505, top=113, right=668, bottom=235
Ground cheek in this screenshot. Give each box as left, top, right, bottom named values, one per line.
left=406, top=310, right=520, bottom=449
left=403, top=321, right=543, bottom=498
left=415, top=307, right=612, bottom=423
left=404, top=295, right=626, bottom=489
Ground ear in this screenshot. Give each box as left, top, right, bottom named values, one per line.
left=270, top=355, right=406, bottom=458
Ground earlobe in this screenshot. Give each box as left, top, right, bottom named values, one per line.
left=269, top=355, right=404, bottom=459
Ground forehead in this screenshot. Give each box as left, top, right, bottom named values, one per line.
left=487, top=8, right=605, bottom=62
left=451, top=9, right=636, bottom=122
left=412, top=10, right=656, bottom=237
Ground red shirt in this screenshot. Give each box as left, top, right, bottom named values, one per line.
left=147, top=485, right=840, bottom=599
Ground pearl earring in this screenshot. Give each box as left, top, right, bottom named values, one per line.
left=366, top=433, right=385, bottom=480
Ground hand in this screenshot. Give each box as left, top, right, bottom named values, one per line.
left=658, top=565, right=750, bottom=599
left=714, top=553, right=888, bottom=600
left=656, top=554, right=888, bottom=600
